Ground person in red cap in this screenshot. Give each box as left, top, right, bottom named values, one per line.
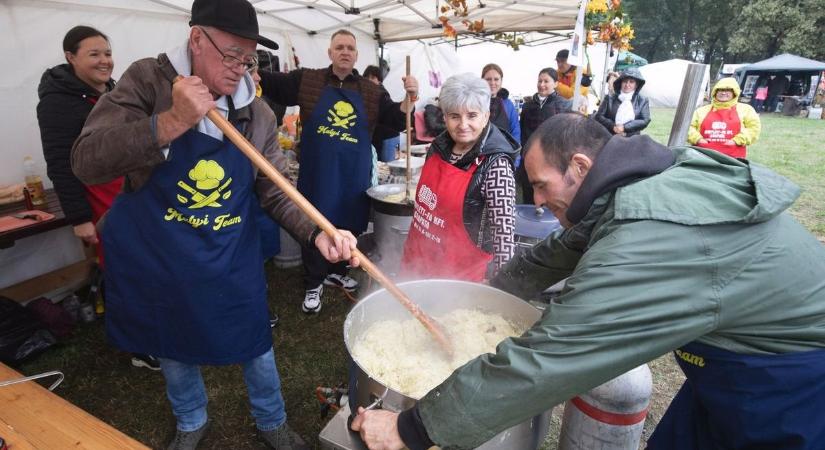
left=72, top=0, right=358, bottom=448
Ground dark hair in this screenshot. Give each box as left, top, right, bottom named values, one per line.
left=555, top=49, right=569, bottom=60
left=363, top=65, right=383, bottom=82
left=331, top=29, right=356, bottom=42
left=525, top=113, right=610, bottom=173
left=62, top=25, right=108, bottom=54
left=538, top=67, right=558, bottom=82
left=481, top=63, right=503, bottom=79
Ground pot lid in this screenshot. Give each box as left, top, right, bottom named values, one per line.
left=514, top=205, right=561, bottom=239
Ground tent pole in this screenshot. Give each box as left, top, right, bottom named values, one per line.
left=601, top=44, right=611, bottom=100
left=668, top=63, right=708, bottom=146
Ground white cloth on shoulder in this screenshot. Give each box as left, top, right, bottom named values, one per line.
left=614, top=91, right=635, bottom=126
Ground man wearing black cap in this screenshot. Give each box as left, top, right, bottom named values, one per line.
left=72, top=0, right=358, bottom=449
left=258, top=29, right=418, bottom=315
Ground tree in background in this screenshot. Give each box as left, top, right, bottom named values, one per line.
left=625, top=0, right=825, bottom=70
left=728, top=0, right=825, bottom=62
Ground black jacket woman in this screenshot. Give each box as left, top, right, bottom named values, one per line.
left=36, top=26, right=119, bottom=249
left=517, top=68, right=571, bottom=204
left=594, top=67, right=650, bottom=136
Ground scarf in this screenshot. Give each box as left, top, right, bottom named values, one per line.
left=614, top=91, right=635, bottom=126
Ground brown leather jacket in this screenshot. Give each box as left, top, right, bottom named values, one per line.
left=71, top=53, right=315, bottom=243
left=258, top=66, right=407, bottom=135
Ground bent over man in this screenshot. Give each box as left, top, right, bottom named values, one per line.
left=353, top=113, right=825, bottom=450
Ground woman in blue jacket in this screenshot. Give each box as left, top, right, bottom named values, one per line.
left=481, top=63, right=520, bottom=142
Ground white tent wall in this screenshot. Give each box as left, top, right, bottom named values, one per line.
left=1, top=0, right=193, bottom=291
left=0, top=0, right=379, bottom=291
left=639, top=59, right=710, bottom=108
left=2, top=0, right=188, bottom=187
left=0, top=0, right=383, bottom=187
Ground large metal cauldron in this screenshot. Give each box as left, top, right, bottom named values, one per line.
left=344, top=280, right=550, bottom=449
left=365, top=184, right=414, bottom=275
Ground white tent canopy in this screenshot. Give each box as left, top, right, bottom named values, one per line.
left=640, top=59, right=710, bottom=108
left=1, top=0, right=584, bottom=186
left=118, top=0, right=579, bottom=44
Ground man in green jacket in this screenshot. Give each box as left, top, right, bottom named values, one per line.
left=352, top=113, right=825, bottom=450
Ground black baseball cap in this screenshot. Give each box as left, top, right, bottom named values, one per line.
left=190, top=0, right=279, bottom=49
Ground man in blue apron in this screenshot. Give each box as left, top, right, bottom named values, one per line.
left=351, top=113, right=825, bottom=450
left=72, top=1, right=358, bottom=449
left=257, top=30, right=418, bottom=314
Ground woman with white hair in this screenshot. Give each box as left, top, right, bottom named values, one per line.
left=401, top=73, right=519, bottom=281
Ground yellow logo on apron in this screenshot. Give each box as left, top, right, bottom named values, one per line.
left=175, top=160, right=233, bottom=209
left=327, top=101, right=357, bottom=129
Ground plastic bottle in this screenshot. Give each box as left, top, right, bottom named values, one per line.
left=23, top=156, right=46, bottom=206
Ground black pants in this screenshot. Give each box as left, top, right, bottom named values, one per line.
left=302, top=244, right=349, bottom=289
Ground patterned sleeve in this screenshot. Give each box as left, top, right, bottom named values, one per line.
left=481, top=156, right=516, bottom=273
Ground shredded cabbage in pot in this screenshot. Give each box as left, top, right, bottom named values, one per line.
left=351, top=308, right=525, bottom=399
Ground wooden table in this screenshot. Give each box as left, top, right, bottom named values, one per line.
left=0, top=190, right=94, bottom=302
left=0, top=363, right=148, bottom=449
left=0, top=189, right=68, bottom=249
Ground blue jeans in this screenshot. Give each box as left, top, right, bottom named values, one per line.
left=158, top=348, right=286, bottom=432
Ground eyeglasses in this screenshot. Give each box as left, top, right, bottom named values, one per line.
left=198, top=27, right=258, bottom=73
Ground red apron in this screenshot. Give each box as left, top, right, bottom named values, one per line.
left=84, top=177, right=123, bottom=267
left=400, top=155, right=493, bottom=282
left=698, top=107, right=747, bottom=158
left=80, top=95, right=124, bottom=267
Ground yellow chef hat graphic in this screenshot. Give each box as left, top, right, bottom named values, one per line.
left=334, top=101, right=354, bottom=117
left=327, top=101, right=357, bottom=129
left=189, top=160, right=225, bottom=190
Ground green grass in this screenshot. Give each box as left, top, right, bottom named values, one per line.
left=644, top=108, right=825, bottom=240
left=13, top=109, right=825, bottom=449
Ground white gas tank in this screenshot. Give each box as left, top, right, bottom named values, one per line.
left=558, top=364, right=652, bottom=450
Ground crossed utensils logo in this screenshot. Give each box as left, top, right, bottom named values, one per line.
left=176, top=160, right=232, bottom=209
left=418, top=184, right=437, bottom=210
left=327, top=100, right=356, bottom=129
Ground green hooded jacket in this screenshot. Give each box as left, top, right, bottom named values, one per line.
left=417, top=145, right=825, bottom=449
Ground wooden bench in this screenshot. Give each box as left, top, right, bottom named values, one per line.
left=0, top=363, right=148, bottom=449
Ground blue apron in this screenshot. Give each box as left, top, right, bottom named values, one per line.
left=102, top=127, right=270, bottom=365
left=647, top=341, right=825, bottom=450
left=297, top=85, right=372, bottom=234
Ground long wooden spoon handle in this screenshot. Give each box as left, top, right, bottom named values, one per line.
left=204, top=108, right=452, bottom=353
left=405, top=56, right=412, bottom=202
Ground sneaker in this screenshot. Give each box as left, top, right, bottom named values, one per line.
left=167, top=421, right=209, bottom=450
left=258, top=423, right=309, bottom=450
left=302, top=285, right=323, bottom=314
left=132, top=353, right=161, bottom=371
left=324, top=273, right=359, bottom=292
